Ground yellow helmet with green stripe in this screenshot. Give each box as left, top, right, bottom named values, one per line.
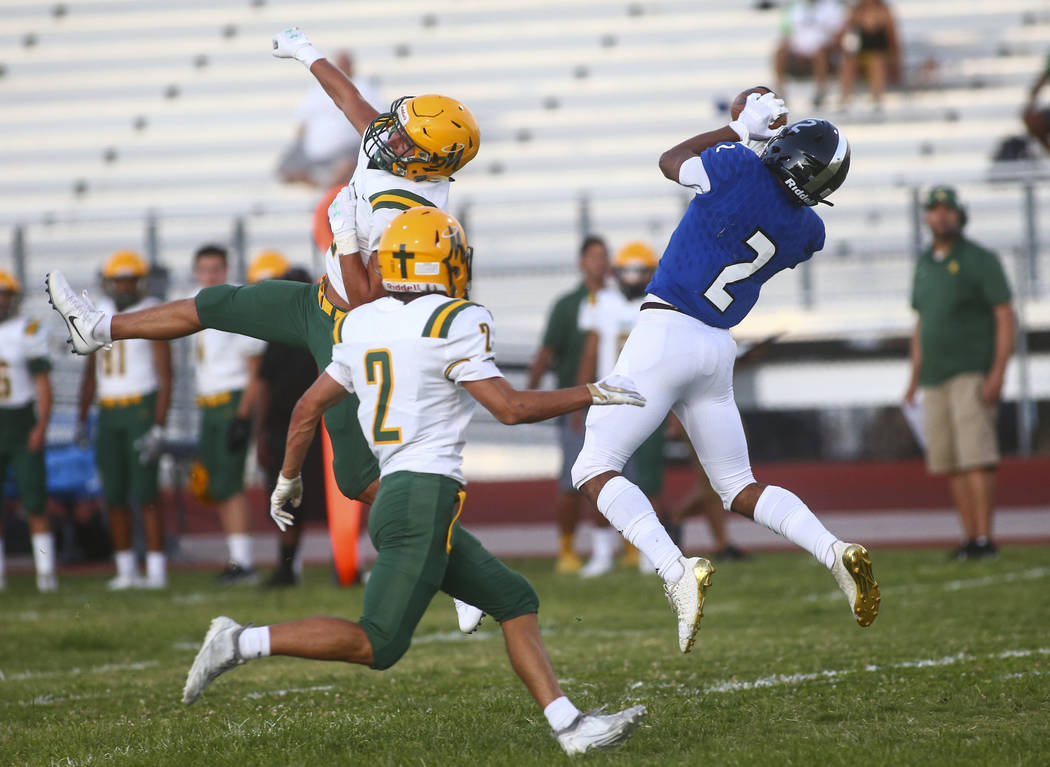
left=363, top=95, right=480, bottom=182
left=377, top=208, right=472, bottom=299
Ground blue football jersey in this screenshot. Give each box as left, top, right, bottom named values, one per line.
left=647, top=142, right=826, bottom=329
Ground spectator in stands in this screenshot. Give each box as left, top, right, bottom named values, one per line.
left=773, top=0, right=847, bottom=107
left=251, top=263, right=327, bottom=588
left=1022, top=49, right=1050, bottom=153
left=76, top=252, right=172, bottom=588
left=904, top=187, right=1014, bottom=561
left=526, top=236, right=609, bottom=574
left=277, top=50, right=381, bottom=189
left=837, top=0, right=901, bottom=111
left=189, top=245, right=266, bottom=585
left=0, top=269, right=57, bottom=592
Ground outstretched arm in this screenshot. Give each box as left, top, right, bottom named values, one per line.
left=281, top=372, right=350, bottom=479
left=463, top=376, right=643, bottom=426
left=273, top=28, right=380, bottom=135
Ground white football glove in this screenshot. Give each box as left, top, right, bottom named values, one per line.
left=328, top=185, right=359, bottom=256
left=133, top=424, right=165, bottom=465
left=270, top=473, right=302, bottom=532
left=586, top=375, right=646, bottom=407
left=272, top=27, right=323, bottom=68
left=729, top=91, right=788, bottom=143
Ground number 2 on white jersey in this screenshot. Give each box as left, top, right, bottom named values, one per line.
left=364, top=349, right=402, bottom=445
left=703, top=229, right=777, bottom=312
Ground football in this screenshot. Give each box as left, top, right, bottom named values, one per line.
left=730, top=85, right=788, bottom=129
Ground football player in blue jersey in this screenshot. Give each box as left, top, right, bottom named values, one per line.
left=571, top=92, right=879, bottom=654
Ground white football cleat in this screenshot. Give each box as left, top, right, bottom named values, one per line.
left=107, top=573, right=144, bottom=591
left=663, top=556, right=715, bottom=653
left=36, top=573, right=58, bottom=593
left=554, top=705, right=647, bottom=756
left=579, top=556, right=614, bottom=579
left=831, top=541, right=880, bottom=627
left=454, top=598, right=484, bottom=634
left=45, top=271, right=108, bottom=354
left=183, top=616, right=247, bottom=705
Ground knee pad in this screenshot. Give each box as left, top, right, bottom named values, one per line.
left=360, top=619, right=411, bottom=671
left=571, top=441, right=628, bottom=490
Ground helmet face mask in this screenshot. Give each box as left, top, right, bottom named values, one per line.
left=364, top=95, right=479, bottom=181
left=613, top=241, right=658, bottom=300
left=760, top=119, right=850, bottom=207
left=378, top=208, right=473, bottom=299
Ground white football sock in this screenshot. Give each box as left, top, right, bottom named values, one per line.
left=228, top=534, right=253, bottom=569
left=589, top=527, right=617, bottom=564
left=753, top=485, right=837, bottom=569
left=598, top=476, right=684, bottom=584
left=146, top=551, right=166, bottom=583
left=31, top=531, right=55, bottom=576
left=237, top=626, right=271, bottom=660
left=93, top=313, right=113, bottom=344
left=544, top=695, right=581, bottom=732
left=114, top=549, right=136, bottom=578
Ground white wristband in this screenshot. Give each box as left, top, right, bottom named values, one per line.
left=333, top=233, right=358, bottom=257
left=727, top=120, right=749, bottom=143
left=296, top=45, right=324, bottom=69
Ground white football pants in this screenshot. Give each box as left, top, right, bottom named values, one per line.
left=572, top=303, right=756, bottom=509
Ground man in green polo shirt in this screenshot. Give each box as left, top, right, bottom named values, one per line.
left=904, top=186, right=1014, bottom=560
left=527, top=235, right=609, bottom=573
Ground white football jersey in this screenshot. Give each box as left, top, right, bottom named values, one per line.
left=193, top=323, right=266, bottom=398
left=324, top=145, right=451, bottom=303
left=0, top=315, right=50, bottom=409
left=326, top=294, right=501, bottom=485
left=95, top=296, right=160, bottom=399
left=578, top=287, right=643, bottom=379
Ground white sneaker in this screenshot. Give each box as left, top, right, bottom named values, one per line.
left=45, top=270, right=108, bottom=354
left=37, top=573, right=58, bottom=593
left=831, top=541, right=880, bottom=627
left=554, top=705, right=647, bottom=756
left=663, top=556, right=715, bottom=653
left=107, top=573, right=144, bottom=590
left=183, top=616, right=247, bottom=705
left=453, top=598, right=484, bottom=634
left=579, top=556, right=614, bottom=579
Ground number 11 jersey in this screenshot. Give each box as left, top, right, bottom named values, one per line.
left=646, top=141, right=826, bottom=329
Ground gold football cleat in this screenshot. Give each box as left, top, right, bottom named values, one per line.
left=833, top=542, right=880, bottom=627
left=555, top=552, right=583, bottom=574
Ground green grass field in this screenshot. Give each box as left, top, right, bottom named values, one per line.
left=2, top=546, right=1049, bottom=766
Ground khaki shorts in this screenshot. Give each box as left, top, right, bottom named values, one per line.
left=922, top=372, right=999, bottom=474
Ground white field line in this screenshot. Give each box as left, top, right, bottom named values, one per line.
left=698, top=647, right=1050, bottom=694
left=0, top=660, right=158, bottom=683
left=245, top=684, right=334, bottom=699
left=805, top=565, right=1050, bottom=603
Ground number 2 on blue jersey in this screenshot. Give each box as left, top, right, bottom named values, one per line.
left=703, top=229, right=777, bottom=312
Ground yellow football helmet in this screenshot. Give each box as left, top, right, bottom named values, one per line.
left=364, top=95, right=480, bottom=181
left=0, top=268, right=21, bottom=294
left=102, top=250, right=149, bottom=279
left=248, top=250, right=290, bottom=284
left=101, top=250, right=149, bottom=309
left=613, top=241, right=658, bottom=299
left=377, top=208, right=472, bottom=299
left=0, top=268, right=21, bottom=321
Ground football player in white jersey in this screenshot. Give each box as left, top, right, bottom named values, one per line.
left=575, top=242, right=667, bottom=577
left=190, top=245, right=267, bottom=584
left=45, top=25, right=486, bottom=629
left=75, top=252, right=172, bottom=589
left=0, top=269, right=57, bottom=592
left=182, top=209, right=648, bottom=756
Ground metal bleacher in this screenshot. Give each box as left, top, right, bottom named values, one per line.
left=1, top=0, right=1049, bottom=412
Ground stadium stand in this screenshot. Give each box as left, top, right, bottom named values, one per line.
left=1, top=0, right=1048, bottom=440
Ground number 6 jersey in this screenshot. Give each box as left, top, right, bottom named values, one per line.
left=325, top=294, right=502, bottom=485
left=646, top=141, right=826, bottom=329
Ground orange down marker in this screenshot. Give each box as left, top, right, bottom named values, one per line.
left=321, top=418, right=362, bottom=586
